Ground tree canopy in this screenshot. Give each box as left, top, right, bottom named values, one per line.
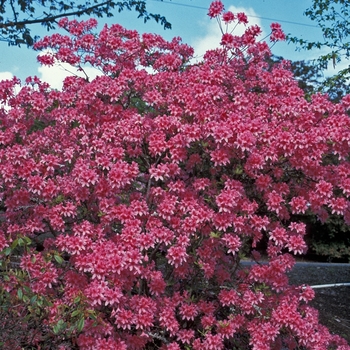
left=288, top=0, right=350, bottom=98
left=0, top=0, right=171, bottom=46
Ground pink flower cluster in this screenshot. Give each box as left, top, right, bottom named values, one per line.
left=208, top=0, right=284, bottom=57
left=0, top=1, right=349, bottom=349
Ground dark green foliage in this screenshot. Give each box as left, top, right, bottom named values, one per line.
left=290, top=59, right=323, bottom=99
left=0, top=0, right=171, bottom=46
left=321, top=68, right=350, bottom=102
left=306, top=214, right=350, bottom=261
left=291, top=59, right=350, bottom=102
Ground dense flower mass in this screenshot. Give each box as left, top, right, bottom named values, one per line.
left=0, top=1, right=350, bottom=349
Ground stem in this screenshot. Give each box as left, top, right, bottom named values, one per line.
left=149, top=242, right=162, bottom=263
left=43, top=219, right=58, bottom=238
left=145, top=175, right=152, bottom=205
left=9, top=0, right=18, bottom=23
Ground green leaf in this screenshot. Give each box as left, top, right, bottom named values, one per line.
left=53, top=194, right=65, bottom=204
left=235, top=165, right=243, bottom=175
left=73, top=296, right=81, bottom=304
left=3, top=247, right=12, bottom=256
left=3, top=275, right=10, bottom=281
left=23, top=285, right=32, bottom=294
left=23, top=236, right=32, bottom=245
left=10, top=239, right=18, bottom=250
left=57, top=319, right=65, bottom=328
left=54, top=254, right=64, bottom=264
left=17, top=288, right=23, bottom=300
left=210, top=231, right=220, bottom=238
left=53, top=324, right=60, bottom=335
left=77, top=317, right=85, bottom=332
left=87, top=310, right=97, bottom=320
left=71, top=310, right=81, bottom=318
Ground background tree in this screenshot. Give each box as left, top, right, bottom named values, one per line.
left=288, top=0, right=350, bottom=100
left=0, top=0, right=171, bottom=46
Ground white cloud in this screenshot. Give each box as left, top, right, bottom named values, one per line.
left=38, top=63, right=102, bottom=90
left=291, top=47, right=350, bottom=77
left=37, top=50, right=102, bottom=90
left=191, top=6, right=266, bottom=62
left=322, top=56, right=349, bottom=78
left=0, top=71, right=14, bottom=81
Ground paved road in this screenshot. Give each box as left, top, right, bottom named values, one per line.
left=241, top=260, right=350, bottom=267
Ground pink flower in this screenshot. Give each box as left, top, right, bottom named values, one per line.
left=290, top=196, right=308, bottom=214
left=219, top=289, right=239, bottom=306
left=220, top=33, right=235, bottom=47
left=167, top=343, right=181, bottom=350
left=159, top=306, right=179, bottom=335
left=237, top=12, right=248, bottom=24
left=286, top=235, right=307, bottom=255
left=0, top=230, right=8, bottom=251
left=222, top=233, right=241, bottom=254
left=270, top=22, right=286, bottom=41
left=329, top=197, right=347, bottom=215
left=167, top=245, right=188, bottom=267
left=210, top=148, right=230, bottom=165
left=208, top=1, right=224, bottom=18
left=202, top=334, right=224, bottom=350
left=267, top=191, right=284, bottom=214
left=299, top=285, right=315, bottom=302
left=269, top=227, right=287, bottom=246
left=222, top=11, right=235, bottom=23
left=316, top=180, right=333, bottom=198
left=179, top=303, right=198, bottom=321
left=176, top=329, right=195, bottom=344
left=114, top=308, right=134, bottom=330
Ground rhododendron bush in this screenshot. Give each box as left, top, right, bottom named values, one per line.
left=1, top=1, right=350, bottom=349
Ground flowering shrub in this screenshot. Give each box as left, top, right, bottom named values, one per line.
left=1, top=1, right=350, bottom=349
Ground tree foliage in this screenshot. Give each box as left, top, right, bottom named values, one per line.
left=0, top=1, right=350, bottom=348
left=288, top=0, right=350, bottom=98
left=0, top=0, right=171, bottom=46
left=307, top=213, right=350, bottom=261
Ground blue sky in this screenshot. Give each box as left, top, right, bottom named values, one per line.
left=0, top=0, right=337, bottom=88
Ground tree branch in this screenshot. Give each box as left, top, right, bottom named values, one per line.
left=0, top=1, right=113, bottom=29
